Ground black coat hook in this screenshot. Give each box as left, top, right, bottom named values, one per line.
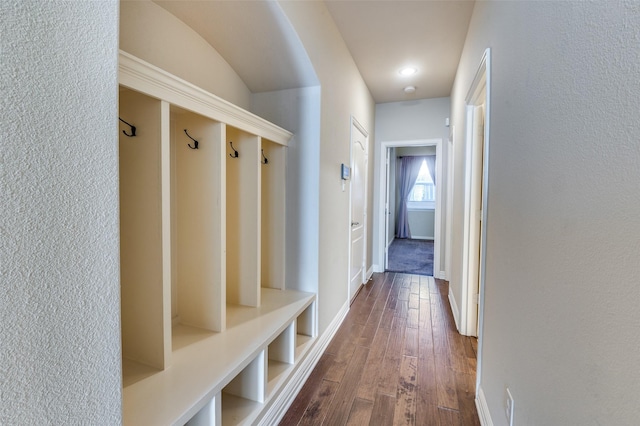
left=229, top=141, right=239, bottom=158
left=261, top=149, right=268, bottom=165
left=119, top=117, right=136, bottom=137
left=184, top=129, right=198, bottom=149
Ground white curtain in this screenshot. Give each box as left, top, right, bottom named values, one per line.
left=396, top=156, right=425, bottom=239
left=425, top=155, right=436, bottom=185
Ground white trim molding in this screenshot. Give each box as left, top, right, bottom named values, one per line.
left=347, top=116, right=370, bottom=302
left=448, top=286, right=461, bottom=331
left=475, top=386, right=494, bottom=426
left=366, top=266, right=374, bottom=281
left=460, top=48, right=492, bottom=339
left=463, top=46, right=492, bottom=402
left=409, top=235, right=433, bottom=241
left=119, top=51, right=292, bottom=145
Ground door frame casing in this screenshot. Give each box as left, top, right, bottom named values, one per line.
left=460, top=48, right=491, bottom=397
left=348, top=116, right=369, bottom=302
left=460, top=103, right=485, bottom=338
left=376, top=138, right=443, bottom=276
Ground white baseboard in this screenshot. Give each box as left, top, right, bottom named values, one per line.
left=366, top=266, right=374, bottom=280
left=476, top=386, right=494, bottom=426
left=448, top=287, right=461, bottom=332
left=410, top=235, right=434, bottom=240
left=435, top=270, right=446, bottom=280
left=372, top=264, right=384, bottom=273
left=258, top=301, right=350, bottom=425
left=365, top=265, right=373, bottom=282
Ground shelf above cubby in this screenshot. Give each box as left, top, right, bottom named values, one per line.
left=119, top=51, right=292, bottom=146
left=122, top=289, right=315, bottom=425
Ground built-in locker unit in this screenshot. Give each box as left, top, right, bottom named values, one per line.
left=119, top=52, right=316, bottom=425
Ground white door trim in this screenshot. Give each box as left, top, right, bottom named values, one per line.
left=348, top=116, right=369, bottom=302
left=376, top=138, right=443, bottom=278
left=460, top=48, right=491, bottom=398
left=446, top=126, right=455, bottom=282
left=383, top=147, right=391, bottom=270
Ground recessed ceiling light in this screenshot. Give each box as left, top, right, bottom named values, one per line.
left=404, top=86, right=416, bottom=94
left=399, top=67, right=417, bottom=76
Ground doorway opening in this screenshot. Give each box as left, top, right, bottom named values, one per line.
left=377, top=139, right=443, bottom=278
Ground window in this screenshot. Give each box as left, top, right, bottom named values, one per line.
left=408, top=159, right=435, bottom=209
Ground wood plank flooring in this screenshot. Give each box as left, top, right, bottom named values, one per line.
left=280, top=272, right=479, bottom=426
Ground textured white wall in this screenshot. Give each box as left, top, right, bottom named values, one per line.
left=278, top=1, right=376, bottom=333
left=450, top=1, right=640, bottom=424
left=374, top=98, right=450, bottom=272
left=1, top=1, right=121, bottom=424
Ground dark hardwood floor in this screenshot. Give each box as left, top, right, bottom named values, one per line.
left=280, top=272, right=479, bottom=425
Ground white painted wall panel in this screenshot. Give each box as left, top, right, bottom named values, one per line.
left=278, top=2, right=376, bottom=334
left=451, top=2, right=640, bottom=424
left=407, top=210, right=435, bottom=240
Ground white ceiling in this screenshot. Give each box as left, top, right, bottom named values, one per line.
left=154, top=0, right=475, bottom=104
left=325, top=0, right=475, bottom=103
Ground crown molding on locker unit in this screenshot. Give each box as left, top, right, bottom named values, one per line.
left=119, top=50, right=292, bottom=146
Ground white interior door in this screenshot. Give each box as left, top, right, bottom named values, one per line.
left=461, top=93, right=487, bottom=337
left=350, top=120, right=368, bottom=302
left=469, top=104, right=485, bottom=335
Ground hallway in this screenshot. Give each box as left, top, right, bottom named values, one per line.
left=281, top=273, right=479, bottom=425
